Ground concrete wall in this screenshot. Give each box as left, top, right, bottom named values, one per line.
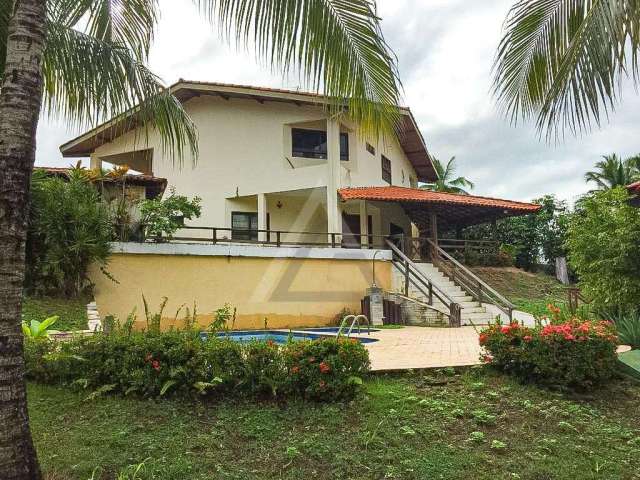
left=90, top=244, right=391, bottom=331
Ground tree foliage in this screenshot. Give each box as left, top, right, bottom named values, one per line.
left=464, top=195, right=569, bottom=271
left=584, top=153, right=640, bottom=190
left=567, top=187, right=640, bottom=311
left=420, top=156, right=474, bottom=195
left=26, top=172, right=113, bottom=297
left=493, top=0, right=640, bottom=138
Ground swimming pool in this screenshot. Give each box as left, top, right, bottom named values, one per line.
left=301, top=327, right=379, bottom=334
left=201, top=330, right=378, bottom=344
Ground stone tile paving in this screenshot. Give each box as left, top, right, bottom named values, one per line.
left=360, top=326, right=482, bottom=371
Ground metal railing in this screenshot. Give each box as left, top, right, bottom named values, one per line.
left=424, top=238, right=515, bottom=321
left=143, top=225, right=394, bottom=249
left=385, top=239, right=462, bottom=327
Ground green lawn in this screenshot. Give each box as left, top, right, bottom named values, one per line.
left=471, top=267, right=571, bottom=316
left=29, top=368, right=640, bottom=480
left=22, top=296, right=89, bottom=331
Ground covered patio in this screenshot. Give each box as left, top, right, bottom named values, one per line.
left=337, top=186, right=541, bottom=257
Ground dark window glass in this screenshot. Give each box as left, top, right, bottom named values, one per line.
left=366, top=143, right=375, bottom=155
left=381, top=155, right=392, bottom=184
left=231, top=212, right=258, bottom=241
left=291, top=128, right=349, bottom=161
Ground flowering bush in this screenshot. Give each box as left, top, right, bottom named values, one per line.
left=283, top=338, right=370, bottom=400
left=479, top=317, right=619, bottom=390
left=24, top=330, right=370, bottom=402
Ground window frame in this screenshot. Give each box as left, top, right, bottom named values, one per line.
left=231, top=211, right=259, bottom=241
left=291, top=128, right=349, bottom=161
left=381, top=155, right=392, bottom=184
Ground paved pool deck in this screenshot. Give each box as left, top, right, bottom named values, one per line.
left=355, top=326, right=483, bottom=371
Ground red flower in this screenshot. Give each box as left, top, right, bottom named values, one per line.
left=481, top=354, right=493, bottom=364
left=291, top=366, right=300, bottom=374
left=523, top=335, right=533, bottom=342
left=144, top=353, right=153, bottom=362
left=151, top=360, right=160, bottom=371
left=500, top=325, right=512, bottom=334
left=479, top=334, right=488, bottom=345
left=319, top=362, right=331, bottom=374
left=267, top=340, right=275, bottom=347
left=564, top=334, right=575, bottom=341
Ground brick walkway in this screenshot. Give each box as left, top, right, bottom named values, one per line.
left=359, top=326, right=482, bottom=371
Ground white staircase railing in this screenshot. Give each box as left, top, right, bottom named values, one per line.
left=336, top=314, right=371, bottom=337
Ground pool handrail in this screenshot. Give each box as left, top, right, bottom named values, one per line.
left=337, top=314, right=371, bottom=337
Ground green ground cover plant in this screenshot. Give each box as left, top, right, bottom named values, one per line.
left=29, top=368, right=640, bottom=480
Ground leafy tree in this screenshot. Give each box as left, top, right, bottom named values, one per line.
left=421, top=156, right=474, bottom=194
left=26, top=172, right=113, bottom=297
left=464, top=195, right=569, bottom=271
left=0, top=0, right=402, bottom=477
left=139, top=188, right=202, bottom=240
left=493, top=0, right=640, bottom=138
left=584, top=153, right=640, bottom=190
left=567, top=187, right=640, bottom=312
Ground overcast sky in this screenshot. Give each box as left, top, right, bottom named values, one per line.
left=36, top=0, right=640, bottom=203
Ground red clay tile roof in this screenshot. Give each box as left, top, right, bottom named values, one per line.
left=628, top=181, right=640, bottom=194
left=338, top=186, right=541, bottom=213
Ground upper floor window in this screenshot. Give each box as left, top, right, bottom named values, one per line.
left=291, top=128, right=349, bottom=161
left=381, top=155, right=392, bottom=184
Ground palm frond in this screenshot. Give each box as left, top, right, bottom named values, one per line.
left=43, top=22, right=197, bottom=163
left=49, top=0, right=159, bottom=60
left=195, top=0, right=402, bottom=137
left=493, top=0, right=640, bottom=139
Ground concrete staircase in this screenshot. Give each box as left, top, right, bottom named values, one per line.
left=392, top=262, right=495, bottom=326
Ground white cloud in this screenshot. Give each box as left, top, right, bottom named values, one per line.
left=35, top=0, right=640, bottom=203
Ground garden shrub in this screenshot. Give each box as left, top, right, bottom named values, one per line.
left=23, top=331, right=370, bottom=402
left=283, top=338, right=371, bottom=400
left=26, top=171, right=113, bottom=296
left=567, top=187, right=640, bottom=312
left=479, top=318, right=619, bottom=390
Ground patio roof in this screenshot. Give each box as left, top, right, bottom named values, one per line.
left=338, top=186, right=541, bottom=229
left=58, top=80, right=437, bottom=182
left=36, top=166, right=168, bottom=198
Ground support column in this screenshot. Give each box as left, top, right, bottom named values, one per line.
left=430, top=213, right=438, bottom=245
left=89, top=153, right=102, bottom=171
left=326, top=118, right=342, bottom=244
left=359, top=200, right=368, bottom=248
left=257, top=193, right=268, bottom=242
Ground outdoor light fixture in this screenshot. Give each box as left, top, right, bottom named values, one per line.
left=276, top=200, right=283, bottom=209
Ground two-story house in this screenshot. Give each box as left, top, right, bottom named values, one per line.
left=58, top=81, right=539, bottom=330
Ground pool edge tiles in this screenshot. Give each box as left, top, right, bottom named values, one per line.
left=200, top=330, right=379, bottom=344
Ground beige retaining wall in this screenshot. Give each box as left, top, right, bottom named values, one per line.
left=89, top=243, right=391, bottom=331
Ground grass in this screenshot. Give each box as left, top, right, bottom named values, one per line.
left=471, top=267, right=571, bottom=317
left=29, top=368, right=640, bottom=480
left=22, top=296, right=89, bottom=331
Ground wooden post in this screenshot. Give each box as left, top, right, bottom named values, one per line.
left=404, top=259, right=410, bottom=296
left=430, top=212, right=438, bottom=245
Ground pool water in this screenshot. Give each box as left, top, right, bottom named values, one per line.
left=302, top=327, right=379, bottom=334
left=201, top=330, right=378, bottom=344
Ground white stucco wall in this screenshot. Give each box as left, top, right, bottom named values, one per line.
left=89, top=95, right=419, bottom=232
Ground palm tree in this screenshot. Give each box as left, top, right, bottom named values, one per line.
left=585, top=154, right=640, bottom=190
left=0, top=1, right=402, bottom=478
left=493, top=0, right=640, bottom=138
left=421, top=156, right=475, bottom=195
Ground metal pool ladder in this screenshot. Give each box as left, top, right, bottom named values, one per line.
left=336, top=314, right=371, bottom=337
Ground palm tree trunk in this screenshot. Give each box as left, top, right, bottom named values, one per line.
left=0, top=1, right=46, bottom=479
